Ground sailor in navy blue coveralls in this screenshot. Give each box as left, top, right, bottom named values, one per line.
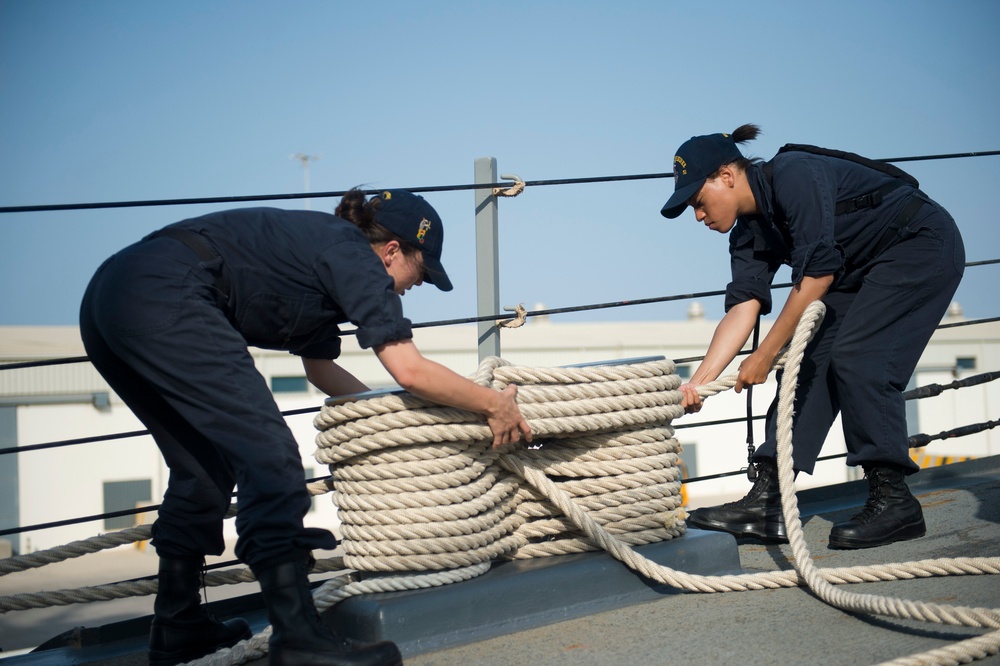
left=81, top=207, right=409, bottom=568
left=660, top=127, right=964, bottom=550
left=735, top=151, right=965, bottom=475
left=79, top=190, right=533, bottom=666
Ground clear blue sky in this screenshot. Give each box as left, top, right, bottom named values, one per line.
left=1, top=0, right=998, bottom=328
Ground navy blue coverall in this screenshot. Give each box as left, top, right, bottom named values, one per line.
left=79, top=208, right=412, bottom=569
left=727, top=152, right=965, bottom=475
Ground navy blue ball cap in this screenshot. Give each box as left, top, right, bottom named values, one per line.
left=374, top=190, right=453, bottom=291
left=661, top=133, right=744, bottom=219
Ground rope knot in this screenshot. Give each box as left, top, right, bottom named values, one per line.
left=493, top=173, right=525, bottom=197
left=496, top=304, right=528, bottom=329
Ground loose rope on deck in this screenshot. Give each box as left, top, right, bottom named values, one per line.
left=771, top=303, right=1000, bottom=664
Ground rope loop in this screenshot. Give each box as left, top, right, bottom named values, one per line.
left=492, top=173, right=525, bottom=197
left=496, top=303, right=528, bottom=328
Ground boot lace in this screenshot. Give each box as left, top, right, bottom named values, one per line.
left=723, top=463, right=774, bottom=508
left=850, top=472, right=889, bottom=524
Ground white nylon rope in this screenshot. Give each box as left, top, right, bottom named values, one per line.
left=3, top=301, right=998, bottom=666
left=302, top=300, right=999, bottom=666
left=314, top=357, right=687, bottom=573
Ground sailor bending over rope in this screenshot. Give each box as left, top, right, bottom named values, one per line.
left=661, top=124, right=964, bottom=549
left=80, top=189, right=531, bottom=666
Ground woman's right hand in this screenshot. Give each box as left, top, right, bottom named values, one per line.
left=487, top=385, right=533, bottom=450
left=679, top=383, right=703, bottom=414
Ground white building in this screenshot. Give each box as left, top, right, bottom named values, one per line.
left=1, top=302, right=996, bottom=556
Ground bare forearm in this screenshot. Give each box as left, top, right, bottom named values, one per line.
left=301, top=357, right=370, bottom=397
left=757, top=275, right=833, bottom=360
left=395, top=355, right=498, bottom=413
left=732, top=275, right=833, bottom=392
left=374, top=339, right=531, bottom=448
left=690, top=299, right=761, bottom=384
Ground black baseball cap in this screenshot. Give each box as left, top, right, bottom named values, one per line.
left=660, top=132, right=744, bottom=219
left=374, top=190, right=453, bottom=291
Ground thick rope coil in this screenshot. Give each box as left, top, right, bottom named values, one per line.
left=314, top=357, right=685, bottom=573
left=492, top=173, right=525, bottom=197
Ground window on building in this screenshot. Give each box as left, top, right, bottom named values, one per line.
left=272, top=376, right=309, bottom=393
left=956, top=357, right=977, bottom=372
left=103, top=479, right=152, bottom=531
left=679, top=442, right=697, bottom=480
left=304, top=467, right=316, bottom=513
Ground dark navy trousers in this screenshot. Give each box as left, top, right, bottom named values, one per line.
left=80, top=236, right=336, bottom=569
left=754, top=202, right=965, bottom=475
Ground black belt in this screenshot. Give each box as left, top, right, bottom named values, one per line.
left=835, top=180, right=907, bottom=215
left=849, top=195, right=927, bottom=273
left=149, top=228, right=232, bottom=302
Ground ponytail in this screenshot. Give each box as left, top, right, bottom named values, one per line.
left=334, top=188, right=418, bottom=256
left=712, top=123, right=762, bottom=175
left=335, top=188, right=378, bottom=227
left=731, top=123, right=761, bottom=145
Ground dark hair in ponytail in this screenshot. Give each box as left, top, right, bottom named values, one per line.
left=334, top=188, right=419, bottom=256
left=731, top=123, right=761, bottom=145
left=709, top=123, right=762, bottom=177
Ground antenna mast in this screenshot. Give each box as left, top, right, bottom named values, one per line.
left=291, top=153, right=321, bottom=209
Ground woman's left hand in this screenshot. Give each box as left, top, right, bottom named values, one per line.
left=735, top=349, right=776, bottom=393
left=678, top=383, right=704, bottom=414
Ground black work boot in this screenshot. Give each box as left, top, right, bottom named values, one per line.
left=828, top=463, right=926, bottom=549
left=254, top=556, right=403, bottom=666
left=686, top=458, right=788, bottom=543
left=148, top=556, right=252, bottom=666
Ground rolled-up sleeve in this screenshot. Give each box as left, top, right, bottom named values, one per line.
left=291, top=323, right=343, bottom=359
left=314, top=241, right=413, bottom=351
left=352, top=288, right=413, bottom=350
left=790, top=240, right=843, bottom=283
left=725, top=221, right=780, bottom=314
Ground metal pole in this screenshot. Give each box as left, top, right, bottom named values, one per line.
left=474, top=158, right=501, bottom=361
left=291, top=153, right=320, bottom=210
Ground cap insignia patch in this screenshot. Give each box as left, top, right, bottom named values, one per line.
left=417, top=218, right=431, bottom=243
left=673, top=155, right=687, bottom=176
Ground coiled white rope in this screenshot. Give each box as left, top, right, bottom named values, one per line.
left=314, top=357, right=687, bottom=572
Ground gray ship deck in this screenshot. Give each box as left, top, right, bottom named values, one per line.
left=3, top=456, right=998, bottom=666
